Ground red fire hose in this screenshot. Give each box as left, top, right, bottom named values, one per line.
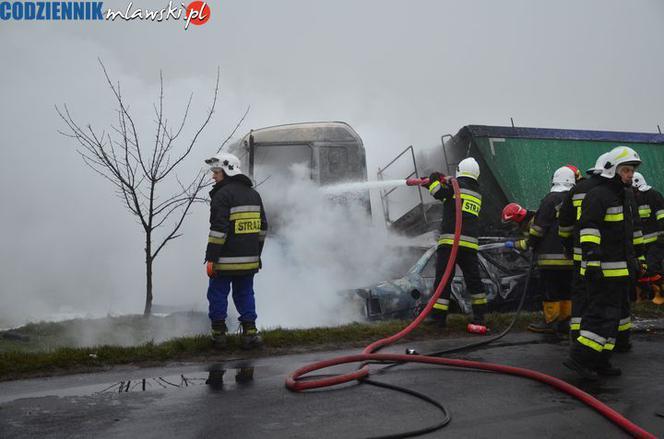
left=285, top=176, right=656, bottom=439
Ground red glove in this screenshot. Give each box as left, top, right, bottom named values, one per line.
left=206, top=261, right=216, bottom=278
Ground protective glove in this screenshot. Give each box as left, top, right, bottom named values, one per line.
left=504, top=241, right=515, bottom=249
left=206, top=261, right=216, bottom=278
left=427, top=172, right=445, bottom=188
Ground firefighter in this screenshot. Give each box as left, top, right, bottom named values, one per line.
left=204, top=152, right=268, bottom=349
left=632, top=172, right=664, bottom=300
left=504, top=167, right=576, bottom=334
left=501, top=202, right=535, bottom=235
left=428, top=157, right=488, bottom=334
left=564, top=146, right=642, bottom=380
left=558, top=153, right=609, bottom=342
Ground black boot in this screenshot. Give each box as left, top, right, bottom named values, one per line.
left=527, top=320, right=557, bottom=334
left=595, top=361, right=622, bottom=376
left=564, top=344, right=600, bottom=381
left=563, top=356, right=600, bottom=381
left=211, top=320, right=227, bottom=349
left=615, top=330, right=632, bottom=353
left=432, top=310, right=448, bottom=329
left=528, top=301, right=559, bottom=334
left=240, top=321, right=263, bottom=350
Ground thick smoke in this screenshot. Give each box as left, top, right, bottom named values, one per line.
left=253, top=163, right=416, bottom=329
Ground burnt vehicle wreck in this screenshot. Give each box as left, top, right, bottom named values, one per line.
left=355, top=240, right=541, bottom=321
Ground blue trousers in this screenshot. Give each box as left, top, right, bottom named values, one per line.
left=207, top=274, right=257, bottom=323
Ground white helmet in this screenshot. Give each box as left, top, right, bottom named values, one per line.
left=586, top=152, right=609, bottom=175
left=551, top=166, right=576, bottom=192
left=599, top=146, right=641, bottom=179
left=204, top=152, right=243, bottom=176
left=456, top=157, right=480, bottom=180
left=633, top=171, right=651, bottom=192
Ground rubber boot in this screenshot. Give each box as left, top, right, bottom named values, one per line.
left=235, top=367, right=255, bottom=384
left=564, top=345, right=599, bottom=381
left=240, top=321, right=263, bottom=350
left=528, top=301, right=560, bottom=334
left=653, top=284, right=664, bottom=305
left=211, top=320, right=227, bottom=349
left=595, top=351, right=621, bottom=376
left=432, top=310, right=448, bottom=329
left=614, top=330, right=632, bottom=353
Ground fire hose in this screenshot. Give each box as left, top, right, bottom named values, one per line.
left=285, top=176, right=656, bottom=439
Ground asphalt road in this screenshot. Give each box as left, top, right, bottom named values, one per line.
left=1, top=330, right=663, bottom=438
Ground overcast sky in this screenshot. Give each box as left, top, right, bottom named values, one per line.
left=1, top=0, right=663, bottom=327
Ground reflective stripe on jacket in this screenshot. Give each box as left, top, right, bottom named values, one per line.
left=205, top=175, right=268, bottom=276
left=430, top=176, right=482, bottom=251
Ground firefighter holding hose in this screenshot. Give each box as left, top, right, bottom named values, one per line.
left=427, top=157, right=489, bottom=334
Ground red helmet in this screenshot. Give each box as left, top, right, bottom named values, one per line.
left=502, top=202, right=527, bottom=224
left=565, top=164, right=582, bottom=181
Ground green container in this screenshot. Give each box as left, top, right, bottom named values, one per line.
left=444, top=125, right=664, bottom=232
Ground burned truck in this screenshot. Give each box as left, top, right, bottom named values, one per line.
left=229, top=121, right=371, bottom=212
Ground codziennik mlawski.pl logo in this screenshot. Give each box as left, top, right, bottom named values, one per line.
left=0, top=1, right=211, bottom=29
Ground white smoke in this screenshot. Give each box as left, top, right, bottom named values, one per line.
left=254, top=163, right=414, bottom=329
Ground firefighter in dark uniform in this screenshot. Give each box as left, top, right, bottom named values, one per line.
left=633, top=171, right=664, bottom=293
left=428, top=157, right=488, bottom=334
left=505, top=167, right=576, bottom=334
left=558, top=153, right=609, bottom=342
left=204, top=152, right=268, bottom=349
left=564, top=146, right=642, bottom=380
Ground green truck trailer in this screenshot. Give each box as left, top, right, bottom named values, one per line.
left=383, top=125, right=664, bottom=236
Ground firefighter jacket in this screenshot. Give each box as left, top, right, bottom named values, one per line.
left=634, top=187, right=664, bottom=245
left=429, top=176, right=481, bottom=251
left=205, top=174, right=268, bottom=276
left=578, top=177, right=640, bottom=279
left=558, top=175, right=603, bottom=264
left=518, top=191, right=573, bottom=269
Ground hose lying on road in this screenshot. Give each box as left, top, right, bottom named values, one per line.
left=285, top=176, right=656, bottom=439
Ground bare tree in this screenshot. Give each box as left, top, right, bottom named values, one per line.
left=57, top=60, right=249, bottom=315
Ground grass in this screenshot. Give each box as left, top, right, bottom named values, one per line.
left=0, top=303, right=661, bottom=381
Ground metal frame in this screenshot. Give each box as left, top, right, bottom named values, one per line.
left=376, top=145, right=425, bottom=226
left=440, top=134, right=455, bottom=176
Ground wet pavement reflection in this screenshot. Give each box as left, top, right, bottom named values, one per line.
left=206, top=363, right=255, bottom=391
left=96, top=363, right=256, bottom=393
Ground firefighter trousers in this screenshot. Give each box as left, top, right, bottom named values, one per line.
left=570, top=264, right=586, bottom=340
left=646, top=242, right=664, bottom=275
left=539, top=269, right=572, bottom=301
left=432, top=245, right=487, bottom=322
left=571, top=267, right=631, bottom=348
left=207, top=274, right=257, bottom=323
left=570, top=277, right=629, bottom=367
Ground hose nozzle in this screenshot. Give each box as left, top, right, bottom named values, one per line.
left=405, top=177, right=431, bottom=187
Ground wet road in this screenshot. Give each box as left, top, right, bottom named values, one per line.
left=1, top=331, right=663, bottom=438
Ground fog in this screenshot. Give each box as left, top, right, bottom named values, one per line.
left=1, top=1, right=664, bottom=339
